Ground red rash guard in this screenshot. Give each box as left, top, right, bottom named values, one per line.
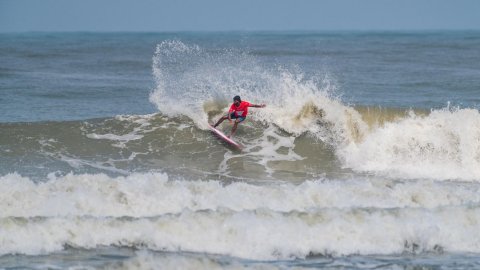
left=229, top=101, right=251, bottom=117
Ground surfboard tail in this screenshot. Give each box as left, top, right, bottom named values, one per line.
left=208, top=124, right=243, bottom=150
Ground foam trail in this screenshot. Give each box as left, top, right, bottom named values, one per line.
left=86, top=114, right=159, bottom=148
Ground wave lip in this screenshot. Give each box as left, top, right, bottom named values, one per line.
left=343, top=108, right=480, bottom=181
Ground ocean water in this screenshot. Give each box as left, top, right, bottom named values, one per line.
left=1, top=31, right=480, bottom=269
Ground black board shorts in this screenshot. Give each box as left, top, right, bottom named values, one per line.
left=230, top=112, right=246, bottom=122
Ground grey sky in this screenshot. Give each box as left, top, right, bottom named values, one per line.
left=1, top=0, right=480, bottom=32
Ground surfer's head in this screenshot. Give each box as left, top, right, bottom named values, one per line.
left=233, top=96, right=241, bottom=105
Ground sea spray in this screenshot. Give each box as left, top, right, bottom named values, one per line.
left=150, top=40, right=367, bottom=150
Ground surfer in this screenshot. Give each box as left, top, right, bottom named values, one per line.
left=213, top=96, right=266, bottom=137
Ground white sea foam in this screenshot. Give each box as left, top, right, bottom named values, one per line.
left=252, top=95, right=480, bottom=181
left=219, top=125, right=303, bottom=177
left=86, top=114, right=159, bottom=148
left=1, top=172, right=480, bottom=258
left=86, top=133, right=143, bottom=143
left=1, top=205, right=480, bottom=259
left=103, top=251, right=267, bottom=270
left=2, top=172, right=480, bottom=218
left=341, top=108, right=480, bottom=180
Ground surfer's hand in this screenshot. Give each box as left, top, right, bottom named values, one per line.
left=259, top=104, right=266, bottom=108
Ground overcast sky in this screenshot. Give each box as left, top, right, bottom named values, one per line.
left=1, top=0, right=480, bottom=32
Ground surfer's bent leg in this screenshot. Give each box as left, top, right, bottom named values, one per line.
left=230, top=121, right=238, bottom=138
left=213, top=116, right=226, bottom=128
left=229, top=117, right=245, bottom=137
left=214, top=112, right=236, bottom=128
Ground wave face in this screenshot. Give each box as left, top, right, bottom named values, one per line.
left=4, top=106, right=480, bottom=182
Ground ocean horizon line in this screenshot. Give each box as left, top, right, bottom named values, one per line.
left=2, top=29, right=480, bottom=35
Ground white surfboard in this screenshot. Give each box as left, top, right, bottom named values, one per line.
left=208, top=124, right=243, bottom=150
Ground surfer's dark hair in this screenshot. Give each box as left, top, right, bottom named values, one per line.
left=233, top=96, right=241, bottom=102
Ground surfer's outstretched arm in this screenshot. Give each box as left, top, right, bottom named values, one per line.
left=249, top=104, right=266, bottom=108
